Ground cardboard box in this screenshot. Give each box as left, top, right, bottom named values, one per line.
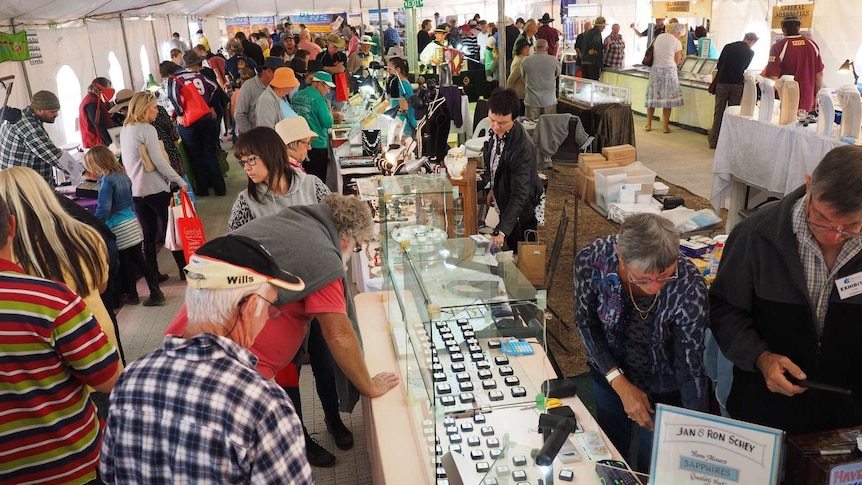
left=602, top=144, right=637, bottom=161
left=615, top=156, right=638, bottom=167
left=574, top=169, right=596, bottom=203
left=581, top=160, right=619, bottom=176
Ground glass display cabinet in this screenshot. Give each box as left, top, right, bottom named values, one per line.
left=559, top=75, right=632, bottom=108
left=373, top=174, right=552, bottom=485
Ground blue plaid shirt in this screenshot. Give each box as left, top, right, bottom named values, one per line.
left=100, top=333, right=312, bottom=484
left=0, top=106, right=65, bottom=187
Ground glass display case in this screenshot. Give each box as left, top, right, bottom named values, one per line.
left=559, top=75, right=632, bottom=108
left=373, top=174, right=552, bottom=484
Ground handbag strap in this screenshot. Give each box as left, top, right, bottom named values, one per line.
left=179, top=190, right=196, bottom=218
left=524, top=229, right=539, bottom=242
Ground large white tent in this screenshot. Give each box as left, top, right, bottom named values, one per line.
left=1, top=0, right=860, bottom=147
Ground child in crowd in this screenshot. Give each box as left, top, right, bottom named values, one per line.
left=84, top=146, right=165, bottom=307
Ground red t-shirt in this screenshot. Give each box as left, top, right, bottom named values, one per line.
left=764, top=35, right=824, bottom=112
left=165, top=279, right=346, bottom=378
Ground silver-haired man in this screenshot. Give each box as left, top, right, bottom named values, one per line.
left=100, top=235, right=313, bottom=484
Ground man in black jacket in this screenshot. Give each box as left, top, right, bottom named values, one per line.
left=710, top=145, right=862, bottom=436
left=483, top=88, right=544, bottom=252
left=235, top=31, right=265, bottom=66
left=708, top=32, right=758, bottom=149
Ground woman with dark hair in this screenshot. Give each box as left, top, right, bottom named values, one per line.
left=79, top=77, right=115, bottom=148
left=226, top=126, right=347, bottom=467
left=228, top=126, right=329, bottom=230
left=386, top=56, right=417, bottom=133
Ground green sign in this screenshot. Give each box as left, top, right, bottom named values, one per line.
left=0, top=32, right=30, bottom=63
left=403, top=0, right=423, bottom=8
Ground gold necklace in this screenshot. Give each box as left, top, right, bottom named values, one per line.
left=626, top=278, right=659, bottom=320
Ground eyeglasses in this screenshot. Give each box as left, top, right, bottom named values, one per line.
left=238, top=155, right=260, bottom=167
left=806, top=201, right=862, bottom=238
left=239, top=293, right=283, bottom=319
left=621, top=259, right=678, bottom=286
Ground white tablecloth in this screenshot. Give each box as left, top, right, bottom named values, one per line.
left=710, top=106, right=859, bottom=213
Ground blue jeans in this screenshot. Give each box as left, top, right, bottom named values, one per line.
left=283, top=318, right=341, bottom=429
left=591, top=367, right=682, bottom=473
left=177, top=117, right=225, bottom=196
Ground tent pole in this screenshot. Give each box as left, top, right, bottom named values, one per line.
left=119, top=14, right=137, bottom=90
left=10, top=18, right=33, bottom=100
left=150, top=16, right=161, bottom=66
left=497, top=0, right=507, bottom=84
left=377, top=0, right=383, bottom=36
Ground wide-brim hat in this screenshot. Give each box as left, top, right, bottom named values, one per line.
left=434, top=24, right=449, bottom=33
left=359, top=35, right=375, bottom=45
left=186, top=235, right=305, bottom=292
left=275, top=116, right=318, bottom=145
left=269, top=67, right=300, bottom=89
left=324, top=33, right=345, bottom=48
left=312, top=71, right=336, bottom=87
left=539, top=13, right=555, bottom=24
left=109, top=88, right=135, bottom=113
left=385, top=46, right=405, bottom=60
left=594, top=16, right=607, bottom=27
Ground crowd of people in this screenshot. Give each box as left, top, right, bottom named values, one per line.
left=0, top=9, right=847, bottom=484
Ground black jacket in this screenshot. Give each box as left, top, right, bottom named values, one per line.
left=242, top=39, right=265, bottom=66
left=482, top=122, right=543, bottom=237
left=710, top=186, right=862, bottom=435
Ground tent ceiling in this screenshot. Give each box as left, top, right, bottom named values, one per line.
left=0, top=0, right=346, bottom=22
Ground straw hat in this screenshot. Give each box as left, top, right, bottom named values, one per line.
left=276, top=117, right=318, bottom=145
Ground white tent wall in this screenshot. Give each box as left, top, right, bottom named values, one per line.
left=19, top=24, right=96, bottom=145
left=122, top=17, right=161, bottom=90
left=86, top=18, right=132, bottom=91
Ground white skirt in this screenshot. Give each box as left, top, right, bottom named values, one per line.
left=645, top=67, right=684, bottom=108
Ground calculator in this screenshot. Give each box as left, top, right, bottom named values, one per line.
left=500, top=338, right=534, bottom=356
left=595, top=459, right=642, bottom=485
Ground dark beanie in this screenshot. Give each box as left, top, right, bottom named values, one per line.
left=31, top=91, right=60, bottom=110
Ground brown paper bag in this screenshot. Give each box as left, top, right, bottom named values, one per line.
left=517, top=229, right=546, bottom=287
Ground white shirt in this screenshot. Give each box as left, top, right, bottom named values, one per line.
left=652, top=33, right=681, bottom=69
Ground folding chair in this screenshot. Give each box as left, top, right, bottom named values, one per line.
left=542, top=201, right=572, bottom=352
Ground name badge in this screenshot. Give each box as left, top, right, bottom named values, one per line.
left=835, top=272, right=862, bottom=300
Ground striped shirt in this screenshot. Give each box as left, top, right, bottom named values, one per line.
left=0, top=258, right=119, bottom=485
left=100, top=333, right=312, bottom=484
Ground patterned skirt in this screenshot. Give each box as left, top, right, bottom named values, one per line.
left=645, top=67, right=684, bottom=108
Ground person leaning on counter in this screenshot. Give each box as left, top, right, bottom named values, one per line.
left=574, top=213, right=709, bottom=473
left=710, top=145, right=862, bottom=436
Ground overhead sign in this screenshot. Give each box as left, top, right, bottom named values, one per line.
left=651, top=1, right=713, bottom=18
left=404, top=0, right=423, bottom=8
left=771, top=4, right=815, bottom=29
left=649, top=404, right=784, bottom=485
left=291, top=13, right=347, bottom=34
left=567, top=3, right=601, bottom=19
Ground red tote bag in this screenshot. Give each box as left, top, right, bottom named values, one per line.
left=170, top=75, right=211, bottom=126
left=334, top=72, right=350, bottom=102
left=177, top=191, right=206, bottom=261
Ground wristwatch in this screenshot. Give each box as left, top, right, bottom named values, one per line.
left=605, top=368, right=624, bottom=384
left=492, top=229, right=505, bottom=237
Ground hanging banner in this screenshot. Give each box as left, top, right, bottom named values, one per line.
left=771, top=4, right=815, bottom=29
left=652, top=1, right=713, bottom=19
left=292, top=13, right=347, bottom=34
left=225, top=16, right=277, bottom=39
left=650, top=404, right=784, bottom=485
left=0, top=31, right=31, bottom=63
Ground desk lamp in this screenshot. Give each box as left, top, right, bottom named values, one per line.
left=839, top=59, right=859, bottom=86
left=145, top=74, right=160, bottom=92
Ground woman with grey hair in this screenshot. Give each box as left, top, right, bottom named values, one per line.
left=644, top=22, right=686, bottom=133
left=574, top=213, right=708, bottom=473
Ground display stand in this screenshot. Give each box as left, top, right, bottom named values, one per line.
left=356, top=291, right=627, bottom=485
left=445, top=159, right=478, bottom=237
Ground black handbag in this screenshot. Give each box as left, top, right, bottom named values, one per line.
left=642, top=44, right=654, bottom=67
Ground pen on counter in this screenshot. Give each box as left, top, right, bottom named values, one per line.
left=803, top=449, right=855, bottom=456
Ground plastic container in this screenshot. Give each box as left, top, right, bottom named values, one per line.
left=705, top=235, right=728, bottom=276
left=593, top=162, right=657, bottom=212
